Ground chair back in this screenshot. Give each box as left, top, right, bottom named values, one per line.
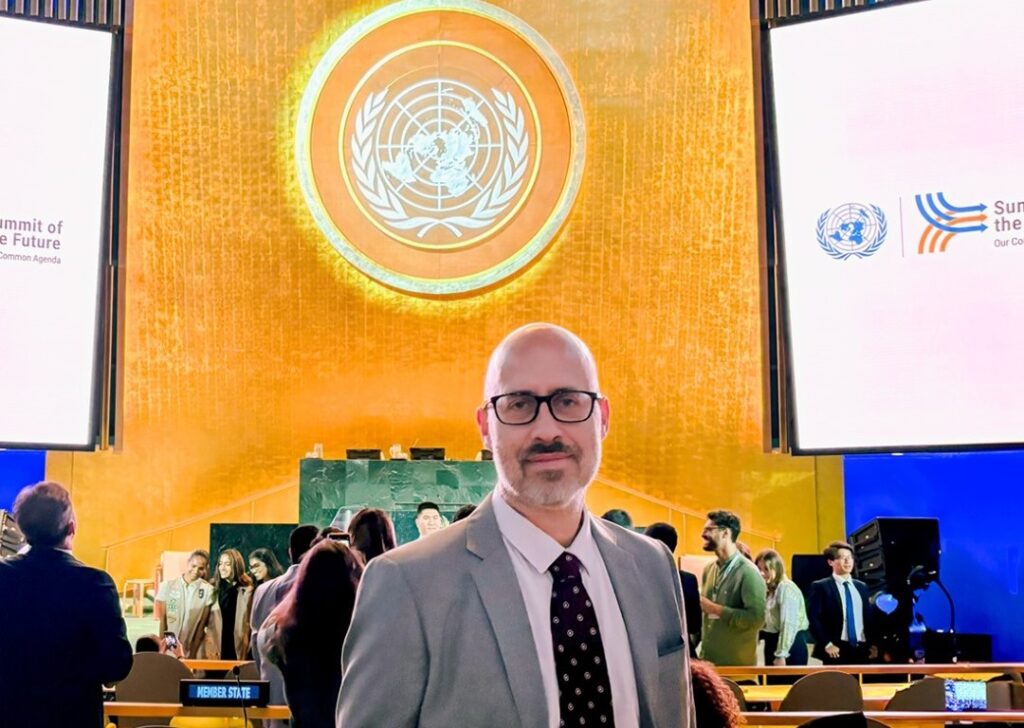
left=987, top=680, right=1024, bottom=710
left=884, top=676, right=945, bottom=711
left=115, top=652, right=194, bottom=728
left=721, top=677, right=748, bottom=711
left=799, top=713, right=868, bottom=727
left=779, top=670, right=863, bottom=712
left=235, top=661, right=259, bottom=681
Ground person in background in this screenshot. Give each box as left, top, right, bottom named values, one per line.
left=135, top=634, right=183, bottom=658
left=250, top=524, right=319, bottom=728
left=414, top=501, right=445, bottom=539
left=203, top=548, right=253, bottom=660
left=689, top=660, right=744, bottom=728
left=156, top=548, right=214, bottom=658
left=452, top=503, right=477, bottom=522
left=808, top=540, right=874, bottom=665
left=698, top=509, right=766, bottom=665
left=736, top=541, right=753, bottom=561
left=0, top=481, right=133, bottom=728
left=248, top=547, right=285, bottom=587
left=348, top=507, right=397, bottom=563
left=601, top=508, right=633, bottom=529
left=755, top=548, right=810, bottom=665
left=644, top=521, right=702, bottom=657
left=261, top=540, right=364, bottom=728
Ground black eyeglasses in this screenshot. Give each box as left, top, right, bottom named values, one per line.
left=487, top=390, right=603, bottom=425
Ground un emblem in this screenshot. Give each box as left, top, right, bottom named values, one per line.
left=296, top=0, right=585, bottom=296
left=351, top=82, right=529, bottom=244
left=816, top=203, right=887, bottom=260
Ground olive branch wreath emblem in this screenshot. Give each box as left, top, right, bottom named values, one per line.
left=816, top=205, right=887, bottom=260
left=350, top=89, right=529, bottom=239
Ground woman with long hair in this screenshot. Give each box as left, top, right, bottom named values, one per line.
left=258, top=539, right=364, bottom=727
left=347, top=507, right=396, bottom=563
left=203, top=548, right=253, bottom=660
left=248, top=547, right=285, bottom=586
left=755, top=548, right=810, bottom=665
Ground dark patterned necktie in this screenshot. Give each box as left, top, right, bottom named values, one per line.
left=549, top=551, right=615, bottom=727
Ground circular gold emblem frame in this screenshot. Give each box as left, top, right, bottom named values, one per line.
left=296, top=0, right=586, bottom=296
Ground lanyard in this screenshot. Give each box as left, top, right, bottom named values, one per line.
left=710, top=554, right=741, bottom=600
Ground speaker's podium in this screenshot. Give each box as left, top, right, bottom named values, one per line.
left=299, top=457, right=496, bottom=544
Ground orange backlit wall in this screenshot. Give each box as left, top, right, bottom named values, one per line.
left=47, top=0, right=844, bottom=586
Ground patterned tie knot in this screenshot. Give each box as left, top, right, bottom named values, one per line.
left=549, top=551, right=583, bottom=583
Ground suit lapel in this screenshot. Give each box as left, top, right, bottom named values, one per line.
left=467, top=495, right=548, bottom=728
left=592, top=521, right=657, bottom=728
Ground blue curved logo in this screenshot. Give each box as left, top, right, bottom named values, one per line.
left=915, top=192, right=987, bottom=254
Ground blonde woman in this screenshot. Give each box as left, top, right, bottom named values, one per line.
left=754, top=549, right=810, bottom=665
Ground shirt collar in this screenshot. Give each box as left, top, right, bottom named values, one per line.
left=492, top=490, right=598, bottom=576
left=833, top=573, right=853, bottom=585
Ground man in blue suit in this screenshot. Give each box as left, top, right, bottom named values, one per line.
left=807, top=540, right=874, bottom=664
left=0, top=481, right=133, bottom=728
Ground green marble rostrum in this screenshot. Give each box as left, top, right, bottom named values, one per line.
left=299, top=458, right=497, bottom=545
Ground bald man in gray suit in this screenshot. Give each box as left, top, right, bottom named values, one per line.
left=338, top=324, right=693, bottom=727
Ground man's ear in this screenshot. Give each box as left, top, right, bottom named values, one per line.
left=598, top=397, right=611, bottom=439
left=476, top=407, right=492, bottom=450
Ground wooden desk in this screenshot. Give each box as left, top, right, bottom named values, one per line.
left=741, top=683, right=909, bottom=711
left=104, top=702, right=290, bottom=719
left=718, top=663, right=1019, bottom=685
left=743, top=711, right=1024, bottom=727
left=181, top=659, right=250, bottom=672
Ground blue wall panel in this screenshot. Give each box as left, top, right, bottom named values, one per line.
left=0, top=450, right=46, bottom=512
left=845, top=451, right=1024, bottom=661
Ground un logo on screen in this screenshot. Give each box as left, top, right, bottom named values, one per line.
left=816, top=203, right=887, bottom=260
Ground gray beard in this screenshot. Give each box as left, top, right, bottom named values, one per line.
left=498, top=475, right=584, bottom=509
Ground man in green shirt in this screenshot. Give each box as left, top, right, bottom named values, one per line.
left=698, top=510, right=766, bottom=665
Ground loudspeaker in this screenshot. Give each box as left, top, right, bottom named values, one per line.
left=850, top=517, right=940, bottom=593
left=790, top=554, right=833, bottom=599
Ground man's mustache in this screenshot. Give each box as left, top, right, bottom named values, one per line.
left=521, top=441, right=577, bottom=458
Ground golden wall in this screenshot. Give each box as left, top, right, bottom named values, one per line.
left=48, top=0, right=844, bottom=586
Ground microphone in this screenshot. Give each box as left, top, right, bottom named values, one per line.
left=230, top=664, right=248, bottom=725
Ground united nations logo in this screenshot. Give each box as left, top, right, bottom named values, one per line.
left=296, top=0, right=585, bottom=296
left=816, top=203, right=887, bottom=260
left=351, top=83, right=529, bottom=243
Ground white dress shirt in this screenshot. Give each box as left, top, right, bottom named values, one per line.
left=492, top=492, right=641, bottom=728
left=832, top=574, right=865, bottom=643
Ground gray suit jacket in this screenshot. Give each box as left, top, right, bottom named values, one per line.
left=337, top=493, right=694, bottom=727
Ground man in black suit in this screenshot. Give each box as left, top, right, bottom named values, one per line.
left=807, top=540, right=873, bottom=664
left=644, top=521, right=701, bottom=657
left=0, top=481, right=133, bottom=727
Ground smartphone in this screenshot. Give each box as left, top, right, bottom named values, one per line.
left=328, top=532, right=351, bottom=543
left=944, top=679, right=987, bottom=711
left=163, top=631, right=179, bottom=651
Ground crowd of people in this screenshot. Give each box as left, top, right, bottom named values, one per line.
left=1, top=323, right=877, bottom=728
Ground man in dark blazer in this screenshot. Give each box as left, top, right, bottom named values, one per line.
left=0, top=481, right=133, bottom=728
left=644, top=521, right=702, bottom=656
left=807, top=540, right=873, bottom=664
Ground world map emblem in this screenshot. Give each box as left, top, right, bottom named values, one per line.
left=296, top=0, right=586, bottom=296
left=815, top=203, right=887, bottom=260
